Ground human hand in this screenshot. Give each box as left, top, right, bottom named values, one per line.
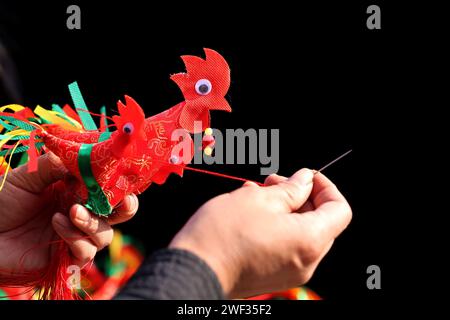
left=169, top=168, right=352, bottom=298
left=0, top=153, right=138, bottom=274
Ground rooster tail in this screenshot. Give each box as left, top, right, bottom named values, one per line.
left=0, top=82, right=111, bottom=178
left=0, top=105, right=45, bottom=179
left=0, top=100, right=86, bottom=178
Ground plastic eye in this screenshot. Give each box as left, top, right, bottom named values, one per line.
left=123, top=122, right=134, bottom=134
left=195, top=79, right=212, bottom=95
left=169, top=155, right=179, bottom=164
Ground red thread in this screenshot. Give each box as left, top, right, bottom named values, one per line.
left=150, top=157, right=265, bottom=186
left=182, top=166, right=265, bottom=186
left=75, top=108, right=115, bottom=122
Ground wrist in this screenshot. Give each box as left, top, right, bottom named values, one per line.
left=169, top=238, right=238, bottom=297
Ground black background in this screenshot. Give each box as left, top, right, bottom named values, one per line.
left=0, top=1, right=418, bottom=302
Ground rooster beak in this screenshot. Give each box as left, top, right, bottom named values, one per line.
left=210, top=98, right=232, bottom=112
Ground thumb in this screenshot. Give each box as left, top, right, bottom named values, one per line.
left=266, top=168, right=314, bottom=212
left=8, top=152, right=68, bottom=193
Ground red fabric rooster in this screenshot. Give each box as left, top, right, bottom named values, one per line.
left=35, top=48, right=229, bottom=215
left=0, top=48, right=231, bottom=298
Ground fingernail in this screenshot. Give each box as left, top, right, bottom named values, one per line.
left=291, top=169, right=314, bottom=186
left=129, top=194, right=138, bottom=211
left=75, top=205, right=90, bottom=222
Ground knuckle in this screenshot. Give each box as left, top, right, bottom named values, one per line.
left=298, top=267, right=315, bottom=285
left=85, top=217, right=100, bottom=234
left=264, top=174, right=283, bottom=185
left=76, top=245, right=96, bottom=265
left=86, top=249, right=96, bottom=262
left=279, top=182, right=300, bottom=207
left=288, top=255, right=315, bottom=285
left=344, top=203, right=353, bottom=223
left=47, top=153, right=67, bottom=177
left=298, top=241, right=322, bottom=265
left=97, top=231, right=113, bottom=250
left=336, top=201, right=353, bottom=228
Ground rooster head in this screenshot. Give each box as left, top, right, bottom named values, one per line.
left=170, top=48, right=231, bottom=133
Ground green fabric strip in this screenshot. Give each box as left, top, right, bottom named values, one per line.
left=98, top=131, right=112, bottom=142
left=0, top=116, right=35, bottom=131
left=105, top=259, right=126, bottom=277
left=52, top=104, right=65, bottom=114
left=0, top=134, right=30, bottom=140
left=297, top=288, right=308, bottom=300
left=100, top=106, right=110, bottom=132
left=0, top=119, right=15, bottom=131
left=27, top=117, right=42, bottom=125
left=0, top=288, right=9, bottom=300
left=68, top=82, right=98, bottom=131
left=0, top=142, right=44, bottom=156
left=18, top=152, right=29, bottom=166
left=78, top=143, right=112, bottom=216
left=38, top=117, right=51, bottom=124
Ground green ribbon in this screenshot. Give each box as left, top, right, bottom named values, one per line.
left=0, top=288, right=9, bottom=300
left=18, top=152, right=29, bottom=166
left=0, top=119, right=15, bottom=131
left=78, top=143, right=112, bottom=216
left=99, top=131, right=112, bottom=142
left=0, top=115, right=35, bottom=131
left=0, top=134, right=30, bottom=140
left=0, top=142, right=44, bottom=156
left=51, top=104, right=65, bottom=114
left=68, top=82, right=98, bottom=131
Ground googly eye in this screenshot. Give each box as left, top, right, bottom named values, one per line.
left=195, top=79, right=212, bottom=95
left=123, top=122, right=134, bottom=134
left=169, top=155, right=179, bottom=164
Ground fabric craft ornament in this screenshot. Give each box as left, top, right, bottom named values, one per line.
left=0, top=48, right=230, bottom=299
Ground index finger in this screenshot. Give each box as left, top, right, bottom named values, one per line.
left=107, top=194, right=139, bottom=225
left=310, top=172, right=348, bottom=208
left=295, top=172, right=352, bottom=241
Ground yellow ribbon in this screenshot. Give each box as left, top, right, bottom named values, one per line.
left=34, top=105, right=83, bottom=132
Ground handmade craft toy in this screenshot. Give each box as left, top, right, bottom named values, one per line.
left=0, top=48, right=230, bottom=299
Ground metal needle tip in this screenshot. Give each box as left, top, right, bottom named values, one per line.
left=316, top=149, right=353, bottom=173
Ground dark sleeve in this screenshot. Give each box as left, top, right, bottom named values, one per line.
left=114, top=248, right=225, bottom=300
